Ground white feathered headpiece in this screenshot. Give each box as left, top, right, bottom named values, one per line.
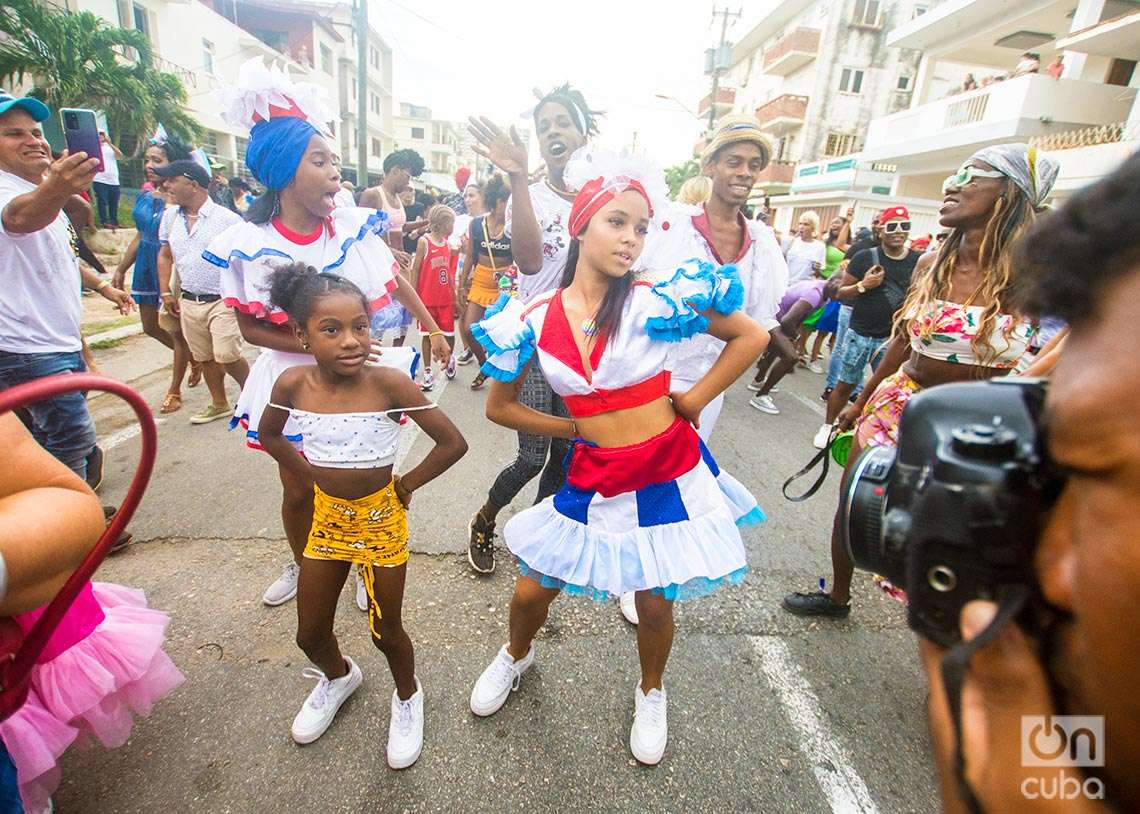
left=215, top=57, right=334, bottom=135
left=562, top=145, right=670, bottom=236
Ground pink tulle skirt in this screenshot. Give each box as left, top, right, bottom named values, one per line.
left=0, top=582, right=184, bottom=812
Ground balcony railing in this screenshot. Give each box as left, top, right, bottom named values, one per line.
left=1029, top=120, right=1140, bottom=150
left=762, top=28, right=820, bottom=76
left=698, top=87, right=736, bottom=118
left=863, top=74, right=1137, bottom=168
left=755, top=159, right=796, bottom=186
left=755, top=94, right=808, bottom=133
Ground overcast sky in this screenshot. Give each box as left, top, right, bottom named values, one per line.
left=370, top=0, right=761, bottom=169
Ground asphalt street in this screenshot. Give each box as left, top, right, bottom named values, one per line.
left=57, top=333, right=941, bottom=814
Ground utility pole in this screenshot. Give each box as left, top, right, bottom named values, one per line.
left=354, top=0, right=368, bottom=188
left=707, top=6, right=742, bottom=132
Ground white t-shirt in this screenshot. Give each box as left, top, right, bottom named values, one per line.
left=783, top=236, right=827, bottom=283
left=505, top=181, right=573, bottom=302
left=0, top=170, right=83, bottom=353
left=93, top=142, right=120, bottom=186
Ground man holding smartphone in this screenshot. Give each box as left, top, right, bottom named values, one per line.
left=0, top=91, right=132, bottom=479
left=813, top=206, right=919, bottom=449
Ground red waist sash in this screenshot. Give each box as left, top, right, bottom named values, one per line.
left=562, top=370, right=671, bottom=419
left=567, top=417, right=700, bottom=498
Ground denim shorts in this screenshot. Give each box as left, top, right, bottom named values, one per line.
left=0, top=349, right=97, bottom=478
left=836, top=329, right=887, bottom=385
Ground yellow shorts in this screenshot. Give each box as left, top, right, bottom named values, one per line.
left=466, top=262, right=502, bottom=307
left=306, top=481, right=409, bottom=638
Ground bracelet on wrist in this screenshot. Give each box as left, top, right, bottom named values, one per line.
left=96, top=279, right=110, bottom=291
left=161, top=291, right=174, bottom=297
left=428, top=330, right=444, bottom=338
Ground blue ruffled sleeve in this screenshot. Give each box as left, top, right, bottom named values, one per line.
left=472, top=294, right=536, bottom=382
left=645, top=258, right=745, bottom=342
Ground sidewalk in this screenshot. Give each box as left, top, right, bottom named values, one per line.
left=82, top=227, right=142, bottom=345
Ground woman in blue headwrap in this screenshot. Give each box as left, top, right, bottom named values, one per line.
left=782, top=142, right=1058, bottom=619
left=204, top=59, right=451, bottom=609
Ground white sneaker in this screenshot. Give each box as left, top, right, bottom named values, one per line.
left=812, top=423, right=833, bottom=450
left=263, top=562, right=300, bottom=606
left=445, top=356, right=457, bottom=380
left=630, top=683, right=668, bottom=765
left=749, top=394, right=779, bottom=414
left=457, top=348, right=474, bottom=366
left=470, top=644, right=534, bottom=717
left=387, top=677, right=424, bottom=769
left=808, top=360, right=824, bottom=374
left=355, top=568, right=368, bottom=612
left=619, top=591, right=639, bottom=625
left=746, top=379, right=763, bottom=392
left=291, top=657, right=363, bottom=744
left=421, top=369, right=435, bottom=392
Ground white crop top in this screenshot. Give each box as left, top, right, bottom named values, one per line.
left=270, top=404, right=436, bottom=469
left=472, top=258, right=744, bottom=417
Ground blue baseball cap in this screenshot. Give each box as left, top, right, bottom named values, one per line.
left=0, top=90, right=50, bottom=122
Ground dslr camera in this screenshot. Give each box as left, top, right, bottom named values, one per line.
left=842, top=379, right=1063, bottom=647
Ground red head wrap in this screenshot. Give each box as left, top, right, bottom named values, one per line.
left=567, top=176, right=653, bottom=238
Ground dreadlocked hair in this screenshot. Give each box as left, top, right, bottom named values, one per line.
left=268, top=262, right=370, bottom=327
left=558, top=237, right=632, bottom=341
left=534, top=83, right=603, bottom=137
left=891, top=182, right=1038, bottom=369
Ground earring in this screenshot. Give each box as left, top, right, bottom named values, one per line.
left=301, top=340, right=309, bottom=350
left=271, top=193, right=281, bottom=220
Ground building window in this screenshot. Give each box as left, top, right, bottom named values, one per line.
left=823, top=132, right=857, bottom=157
left=839, top=68, right=864, bottom=94
left=132, top=3, right=149, bottom=38
left=320, top=44, right=333, bottom=75
left=369, top=46, right=380, bottom=70
left=202, top=131, right=219, bottom=155
left=851, top=0, right=881, bottom=27
left=202, top=39, right=215, bottom=74
left=371, top=137, right=382, bottom=157
left=235, top=136, right=248, bottom=163
left=913, top=4, right=928, bottom=17
left=370, top=94, right=381, bottom=115
left=897, top=75, right=912, bottom=91
left=411, top=126, right=425, bottom=140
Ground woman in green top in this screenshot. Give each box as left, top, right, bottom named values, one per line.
left=799, top=211, right=852, bottom=370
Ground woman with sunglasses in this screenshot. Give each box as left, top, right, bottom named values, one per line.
left=783, top=144, right=1057, bottom=618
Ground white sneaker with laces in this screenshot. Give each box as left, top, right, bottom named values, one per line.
left=387, top=677, right=424, bottom=769
left=457, top=348, right=474, bottom=365
left=808, top=360, right=824, bottom=374
left=291, top=657, right=363, bottom=744
left=812, top=423, right=833, bottom=450
left=619, top=591, right=639, bottom=625
left=749, top=394, right=779, bottom=414
left=355, top=568, right=368, bottom=612
left=630, top=683, right=668, bottom=765
left=746, top=379, right=763, bottom=392
left=446, top=356, right=457, bottom=379
left=469, top=644, right=534, bottom=717
left=263, top=562, right=300, bottom=606
left=421, top=369, right=435, bottom=392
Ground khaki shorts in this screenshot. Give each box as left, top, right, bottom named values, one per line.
left=159, top=276, right=182, bottom=335
left=180, top=297, right=243, bottom=363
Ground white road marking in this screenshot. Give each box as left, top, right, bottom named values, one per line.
left=750, top=635, right=880, bottom=814
left=102, top=418, right=166, bottom=451
left=393, top=370, right=449, bottom=470
left=788, top=390, right=828, bottom=418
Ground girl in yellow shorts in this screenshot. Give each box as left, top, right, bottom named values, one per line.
left=458, top=174, right=514, bottom=388
left=258, top=262, right=467, bottom=768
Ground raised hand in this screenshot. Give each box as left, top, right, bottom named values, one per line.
left=468, top=117, right=528, bottom=177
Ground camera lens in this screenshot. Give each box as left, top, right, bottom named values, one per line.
left=64, top=112, right=78, bottom=128
left=842, top=445, right=907, bottom=585
left=927, top=565, right=957, bottom=593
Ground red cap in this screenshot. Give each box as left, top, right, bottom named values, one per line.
left=910, top=236, right=931, bottom=250
left=454, top=166, right=471, bottom=191
left=880, top=205, right=911, bottom=222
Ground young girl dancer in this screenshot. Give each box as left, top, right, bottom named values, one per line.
left=467, top=149, right=768, bottom=764
left=204, top=58, right=451, bottom=608
left=408, top=205, right=457, bottom=391
left=258, top=263, right=466, bottom=766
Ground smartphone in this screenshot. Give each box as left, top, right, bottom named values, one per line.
left=59, top=108, right=104, bottom=172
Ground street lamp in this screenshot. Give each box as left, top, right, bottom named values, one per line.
left=654, top=93, right=702, bottom=121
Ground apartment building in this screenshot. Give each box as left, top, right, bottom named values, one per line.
left=862, top=0, right=1139, bottom=207
left=392, top=103, right=459, bottom=189
left=721, top=0, right=929, bottom=233
left=53, top=0, right=395, bottom=185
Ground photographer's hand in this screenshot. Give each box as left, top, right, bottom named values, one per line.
left=920, top=602, right=1106, bottom=814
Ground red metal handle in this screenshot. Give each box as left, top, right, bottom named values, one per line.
left=0, top=374, right=156, bottom=721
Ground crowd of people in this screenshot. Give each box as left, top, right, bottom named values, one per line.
left=1, top=49, right=1139, bottom=812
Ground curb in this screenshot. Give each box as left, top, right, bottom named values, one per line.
left=87, top=322, right=144, bottom=345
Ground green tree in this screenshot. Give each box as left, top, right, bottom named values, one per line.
left=0, top=0, right=199, bottom=151
left=665, top=159, right=701, bottom=198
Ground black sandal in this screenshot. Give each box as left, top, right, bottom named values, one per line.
left=471, top=371, right=488, bottom=390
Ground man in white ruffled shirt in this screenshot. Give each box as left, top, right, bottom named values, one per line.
left=640, top=115, right=789, bottom=442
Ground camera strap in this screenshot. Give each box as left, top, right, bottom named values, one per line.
left=938, top=587, right=1031, bottom=814
left=781, top=427, right=838, bottom=502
